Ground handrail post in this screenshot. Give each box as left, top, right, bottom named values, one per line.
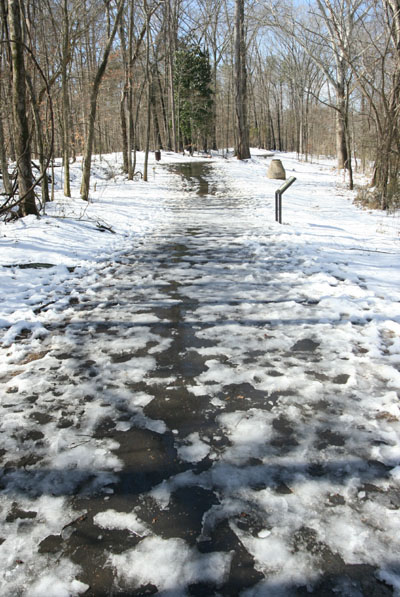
left=274, top=176, right=296, bottom=224
left=275, top=190, right=280, bottom=223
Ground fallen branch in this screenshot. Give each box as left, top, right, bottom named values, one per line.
left=96, top=221, right=115, bottom=233
left=33, top=301, right=56, bottom=314
left=41, top=214, right=115, bottom=233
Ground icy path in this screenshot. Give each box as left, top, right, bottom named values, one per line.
left=1, top=159, right=400, bottom=596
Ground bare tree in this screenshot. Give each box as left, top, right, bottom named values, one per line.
left=263, top=0, right=363, bottom=179
left=234, top=0, right=250, bottom=159
left=348, top=0, right=400, bottom=207
left=8, top=0, right=37, bottom=215
left=80, top=0, right=125, bottom=201
left=61, top=0, right=72, bottom=196
left=196, top=0, right=228, bottom=150
left=310, top=0, right=400, bottom=206
left=0, top=111, right=11, bottom=194
left=143, top=0, right=151, bottom=181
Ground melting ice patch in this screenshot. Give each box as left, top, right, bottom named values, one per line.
left=26, top=564, right=88, bottom=597
left=0, top=496, right=87, bottom=597
left=177, top=432, right=211, bottom=463
left=94, top=509, right=151, bottom=537
left=110, top=536, right=232, bottom=595
left=217, top=409, right=275, bottom=464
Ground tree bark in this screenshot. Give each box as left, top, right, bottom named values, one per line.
left=62, top=0, right=71, bottom=197
left=155, top=63, right=168, bottom=149
left=167, top=0, right=178, bottom=152
left=143, top=3, right=151, bottom=182
left=8, top=0, right=37, bottom=215
left=234, top=0, right=250, bottom=159
left=127, top=0, right=135, bottom=179
left=211, top=47, right=218, bottom=151
left=26, top=73, right=50, bottom=203
left=336, top=77, right=349, bottom=171
left=119, top=15, right=129, bottom=173
left=0, top=112, right=11, bottom=194
left=150, top=75, right=163, bottom=150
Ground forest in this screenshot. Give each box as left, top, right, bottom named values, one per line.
left=1, top=0, right=399, bottom=218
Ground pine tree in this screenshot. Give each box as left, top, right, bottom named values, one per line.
left=174, top=44, right=213, bottom=151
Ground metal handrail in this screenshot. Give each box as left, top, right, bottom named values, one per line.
left=275, top=176, right=296, bottom=223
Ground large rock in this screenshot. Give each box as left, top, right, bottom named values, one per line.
left=267, top=159, right=286, bottom=180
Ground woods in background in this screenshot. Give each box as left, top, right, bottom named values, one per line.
left=0, top=0, right=399, bottom=215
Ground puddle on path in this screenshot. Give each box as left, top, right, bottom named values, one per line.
left=167, top=161, right=215, bottom=196
left=165, top=160, right=252, bottom=213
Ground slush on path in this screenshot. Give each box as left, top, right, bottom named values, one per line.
left=0, top=152, right=400, bottom=596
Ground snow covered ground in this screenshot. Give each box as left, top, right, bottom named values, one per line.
left=0, top=150, right=400, bottom=596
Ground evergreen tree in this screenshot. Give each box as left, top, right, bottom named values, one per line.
left=174, top=44, right=213, bottom=151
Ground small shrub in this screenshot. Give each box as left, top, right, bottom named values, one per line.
left=354, top=186, right=382, bottom=209
left=104, top=166, right=116, bottom=180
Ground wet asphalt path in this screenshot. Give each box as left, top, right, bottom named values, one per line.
left=0, top=161, right=396, bottom=596
left=60, top=163, right=274, bottom=595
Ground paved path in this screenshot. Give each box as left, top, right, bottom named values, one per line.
left=0, top=162, right=398, bottom=596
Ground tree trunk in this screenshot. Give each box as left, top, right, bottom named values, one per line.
left=212, top=49, right=218, bottom=151
left=26, top=73, right=50, bottom=203
left=127, top=0, right=135, bottom=179
left=150, top=77, right=162, bottom=150
left=234, top=0, right=250, bottom=159
left=167, top=0, right=178, bottom=152
left=62, top=0, right=71, bottom=197
left=8, top=0, right=37, bottom=216
left=0, top=113, right=11, bottom=194
left=120, top=89, right=129, bottom=174
left=80, top=0, right=125, bottom=200
left=379, top=0, right=400, bottom=205
left=143, top=6, right=151, bottom=182
left=119, top=17, right=129, bottom=173
left=336, top=84, right=348, bottom=170
left=155, top=64, right=168, bottom=149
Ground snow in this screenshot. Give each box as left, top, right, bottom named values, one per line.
left=110, top=536, right=232, bottom=595
left=94, top=509, right=151, bottom=537
left=27, top=569, right=89, bottom=597
left=177, top=431, right=211, bottom=463
left=0, top=149, right=400, bottom=595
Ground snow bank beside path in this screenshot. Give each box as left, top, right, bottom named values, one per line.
left=214, top=150, right=400, bottom=303
left=0, top=151, right=200, bottom=338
